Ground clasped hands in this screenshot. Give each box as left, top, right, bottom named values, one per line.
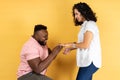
left=59, top=43, right=75, bottom=55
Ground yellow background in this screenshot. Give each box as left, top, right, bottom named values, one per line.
left=0, top=0, right=120, bottom=80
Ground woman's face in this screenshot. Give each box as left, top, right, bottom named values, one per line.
left=74, top=9, right=85, bottom=22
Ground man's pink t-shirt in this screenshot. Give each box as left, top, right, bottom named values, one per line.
left=17, top=37, right=48, bottom=78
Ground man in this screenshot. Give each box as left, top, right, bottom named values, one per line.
left=17, top=24, right=63, bottom=80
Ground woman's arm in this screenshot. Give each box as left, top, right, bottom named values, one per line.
left=75, top=31, right=93, bottom=49
left=62, top=31, right=93, bottom=53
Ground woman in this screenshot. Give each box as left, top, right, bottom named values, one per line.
left=62, top=2, right=102, bottom=80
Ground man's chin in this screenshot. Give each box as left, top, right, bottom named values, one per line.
left=38, top=41, right=46, bottom=46
left=40, top=43, right=46, bottom=46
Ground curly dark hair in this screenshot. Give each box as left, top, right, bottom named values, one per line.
left=72, top=2, right=97, bottom=26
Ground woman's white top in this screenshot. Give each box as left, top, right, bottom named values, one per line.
left=76, top=20, right=102, bottom=68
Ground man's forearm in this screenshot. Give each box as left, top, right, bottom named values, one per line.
left=37, top=53, right=57, bottom=73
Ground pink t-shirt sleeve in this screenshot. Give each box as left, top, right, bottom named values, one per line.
left=25, top=46, right=40, bottom=60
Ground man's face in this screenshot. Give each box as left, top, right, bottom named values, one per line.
left=36, top=30, right=48, bottom=46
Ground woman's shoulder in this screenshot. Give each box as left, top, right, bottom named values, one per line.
left=86, top=21, right=97, bottom=27
left=87, top=20, right=96, bottom=25
left=86, top=20, right=99, bottom=32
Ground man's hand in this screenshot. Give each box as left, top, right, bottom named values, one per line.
left=51, top=45, right=63, bottom=55
left=60, top=43, right=77, bottom=55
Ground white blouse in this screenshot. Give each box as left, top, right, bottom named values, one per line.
left=76, top=20, right=102, bottom=68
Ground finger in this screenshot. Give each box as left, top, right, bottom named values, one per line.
left=59, top=43, right=65, bottom=46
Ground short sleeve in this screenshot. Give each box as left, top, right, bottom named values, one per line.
left=85, top=21, right=98, bottom=35
left=24, top=46, right=40, bottom=60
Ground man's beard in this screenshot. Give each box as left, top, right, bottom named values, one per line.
left=38, top=41, right=46, bottom=46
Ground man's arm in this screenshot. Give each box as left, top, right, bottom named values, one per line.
left=48, top=47, right=52, bottom=55
left=27, top=45, right=63, bottom=74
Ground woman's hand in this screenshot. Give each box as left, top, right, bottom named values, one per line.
left=63, top=48, right=71, bottom=55
left=60, top=43, right=74, bottom=55
left=60, top=43, right=73, bottom=48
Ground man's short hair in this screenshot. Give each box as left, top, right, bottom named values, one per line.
left=34, top=24, right=47, bottom=33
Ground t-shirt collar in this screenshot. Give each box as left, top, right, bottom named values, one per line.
left=81, top=20, right=87, bottom=27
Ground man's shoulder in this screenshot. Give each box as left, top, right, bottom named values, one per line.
left=26, top=37, right=38, bottom=45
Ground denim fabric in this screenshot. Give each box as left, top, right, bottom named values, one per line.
left=76, top=63, right=99, bottom=80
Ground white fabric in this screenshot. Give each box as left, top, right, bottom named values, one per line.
left=76, top=20, right=102, bottom=68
